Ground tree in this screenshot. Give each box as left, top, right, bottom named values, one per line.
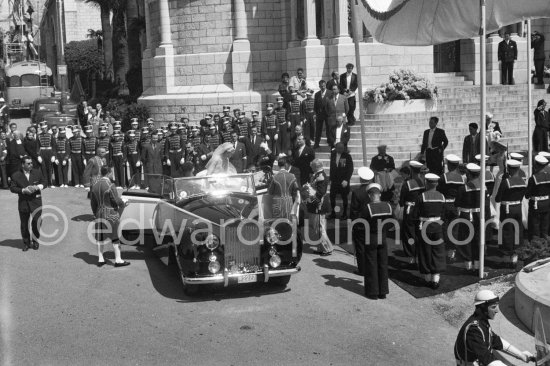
left=86, top=28, right=103, bottom=51
left=126, top=0, right=144, bottom=97
left=112, top=0, right=129, bottom=96
left=65, top=39, right=104, bottom=98
left=84, top=0, right=114, bottom=82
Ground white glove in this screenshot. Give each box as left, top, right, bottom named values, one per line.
left=342, top=180, right=348, bottom=188
left=126, top=162, right=130, bottom=167
left=38, top=156, right=43, bottom=164
left=287, top=121, right=291, bottom=128
left=84, top=187, right=90, bottom=192
left=520, top=351, right=534, bottom=363
left=265, top=135, right=270, bottom=141
left=180, top=158, right=185, bottom=165
left=274, top=134, right=278, bottom=141
left=136, top=161, right=141, bottom=167
left=55, top=159, right=59, bottom=165
left=62, top=160, right=66, bottom=166
left=201, top=154, right=207, bottom=161
left=51, top=156, right=56, bottom=163
left=83, top=159, right=87, bottom=166
left=166, top=159, right=171, bottom=166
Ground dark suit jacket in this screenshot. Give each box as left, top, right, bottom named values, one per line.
left=141, top=142, right=164, bottom=174
left=339, top=72, right=358, bottom=93
left=498, top=40, right=518, bottom=62
left=329, top=151, right=354, bottom=186
left=229, top=141, right=247, bottom=173
left=6, top=138, right=26, bottom=165
left=421, top=127, right=449, bottom=154
left=532, top=33, right=546, bottom=60
left=10, top=168, right=45, bottom=213
left=534, top=109, right=549, bottom=129
left=314, top=89, right=330, bottom=117
left=329, top=124, right=350, bottom=147
left=462, top=134, right=482, bottom=164
left=326, top=79, right=340, bottom=92
left=350, top=184, right=370, bottom=220
left=246, top=135, right=263, bottom=166
left=325, top=94, right=349, bottom=125
left=23, top=138, right=40, bottom=164
left=292, top=145, right=315, bottom=186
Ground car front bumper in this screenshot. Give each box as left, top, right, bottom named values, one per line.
left=183, top=265, right=301, bottom=286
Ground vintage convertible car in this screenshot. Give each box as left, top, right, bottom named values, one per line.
left=119, top=172, right=302, bottom=295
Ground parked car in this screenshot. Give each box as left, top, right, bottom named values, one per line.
left=31, top=97, right=78, bottom=127
left=118, top=173, right=302, bottom=295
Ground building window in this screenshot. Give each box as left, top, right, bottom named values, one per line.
left=296, top=0, right=304, bottom=40
left=316, top=0, right=323, bottom=37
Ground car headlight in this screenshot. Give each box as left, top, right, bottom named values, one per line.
left=269, top=254, right=281, bottom=268
left=266, top=228, right=280, bottom=245
left=205, top=234, right=220, bottom=250
left=208, top=260, right=221, bottom=274
left=268, top=247, right=277, bottom=256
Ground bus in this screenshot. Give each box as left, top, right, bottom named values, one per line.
left=4, top=60, right=54, bottom=113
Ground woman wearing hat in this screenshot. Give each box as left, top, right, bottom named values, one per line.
left=359, top=183, right=392, bottom=299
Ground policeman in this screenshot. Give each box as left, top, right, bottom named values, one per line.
left=37, top=121, right=56, bottom=187
left=437, top=154, right=465, bottom=262
left=414, top=173, right=446, bottom=289
left=110, top=131, right=126, bottom=188
left=525, top=155, right=550, bottom=242
left=454, top=290, right=534, bottom=366
left=251, top=110, right=262, bottom=134
left=235, top=112, right=250, bottom=141
left=82, top=125, right=97, bottom=166
left=399, top=160, right=425, bottom=264
left=495, top=159, right=526, bottom=267
left=69, top=126, right=84, bottom=187
left=190, top=125, right=201, bottom=150
left=97, top=127, right=111, bottom=166
left=262, top=103, right=278, bottom=155
left=350, top=166, right=375, bottom=275
left=220, top=117, right=233, bottom=144
left=288, top=91, right=302, bottom=130
left=140, top=126, right=151, bottom=145
left=53, top=127, right=69, bottom=187
left=129, top=118, right=140, bottom=141
left=301, top=90, right=315, bottom=142
left=360, top=183, right=392, bottom=300
left=125, top=130, right=141, bottom=188
left=221, top=105, right=231, bottom=130
left=275, top=96, right=290, bottom=156
left=165, top=124, right=183, bottom=177
left=455, top=163, right=483, bottom=271
left=208, top=124, right=221, bottom=150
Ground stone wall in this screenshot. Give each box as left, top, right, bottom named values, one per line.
left=63, top=0, right=101, bottom=43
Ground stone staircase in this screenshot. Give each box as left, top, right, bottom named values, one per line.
left=314, top=72, right=549, bottom=184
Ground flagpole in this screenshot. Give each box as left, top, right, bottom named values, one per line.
left=479, top=0, right=487, bottom=279
left=351, top=0, right=368, bottom=166
left=527, top=20, right=533, bottom=177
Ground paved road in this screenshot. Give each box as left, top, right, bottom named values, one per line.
left=0, top=186, right=460, bottom=366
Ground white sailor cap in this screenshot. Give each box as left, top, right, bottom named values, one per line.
left=446, top=154, right=460, bottom=163
left=366, top=183, right=382, bottom=192
left=409, top=160, right=423, bottom=169
left=506, top=159, right=521, bottom=168
left=425, top=173, right=440, bottom=181
left=466, top=163, right=481, bottom=172
left=358, top=166, right=374, bottom=181
left=510, top=152, right=524, bottom=161
left=475, top=154, right=489, bottom=161
left=538, top=151, right=550, bottom=158
left=535, top=155, right=549, bottom=165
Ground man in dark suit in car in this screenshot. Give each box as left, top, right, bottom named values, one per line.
left=229, top=130, right=247, bottom=173
left=10, top=155, right=45, bottom=251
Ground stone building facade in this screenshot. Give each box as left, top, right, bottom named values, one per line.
left=140, top=0, right=550, bottom=123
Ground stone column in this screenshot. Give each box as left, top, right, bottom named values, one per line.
left=231, top=0, right=253, bottom=91
left=322, top=0, right=334, bottom=40
left=333, top=0, right=352, bottom=44
left=159, top=0, right=172, bottom=47
left=143, top=0, right=153, bottom=58
left=289, top=0, right=298, bottom=46
left=302, top=0, right=319, bottom=45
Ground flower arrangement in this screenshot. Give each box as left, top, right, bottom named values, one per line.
left=364, top=69, right=437, bottom=104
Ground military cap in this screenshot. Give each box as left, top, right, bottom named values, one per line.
left=233, top=108, right=241, bottom=112
left=466, top=163, right=481, bottom=172
left=209, top=125, right=216, bottom=130
left=475, top=154, right=489, bottom=161
left=538, top=151, right=550, bottom=158
left=506, top=159, right=521, bottom=168
left=239, top=112, right=246, bottom=117
left=99, top=127, right=107, bottom=133
left=535, top=155, right=549, bottom=165
left=366, top=183, right=382, bottom=192
left=446, top=154, right=460, bottom=163
left=252, top=111, right=259, bottom=116
left=358, top=167, right=374, bottom=181
left=306, top=90, right=313, bottom=96
left=510, top=152, right=524, bottom=161
left=58, top=127, right=66, bottom=134
left=409, top=160, right=423, bottom=169
left=223, top=105, right=231, bottom=112
left=84, top=125, right=93, bottom=132
left=266, top=103, right=274, bottom=109
left=169, top=124, right=177, bottom=130
left=131, top=118, right=139, bottom=125
left=425, top=173, right=440, bottom=181
left=141, top=127, right=149, bottom=132
left=205, top=114, right=213, bottom=119
left=276, top=97, right=284, bottom=102
left=147, top=118, right=154, bottom=123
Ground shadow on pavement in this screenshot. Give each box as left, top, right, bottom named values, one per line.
left=321, top=274, right=364, bottom=297
left=313, top=257, right=358, bottom=275
left=498, top=287, right=533, bottom=337
left=71, top=214, right=96, bottom=222
left=0, top=239, right=24, bottom=250
left=73, top=251, right=99, bottom=265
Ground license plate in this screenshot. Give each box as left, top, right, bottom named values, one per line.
left=12, top=99, right=21, bottom=105
left=237, top=274, right=257, bottom=284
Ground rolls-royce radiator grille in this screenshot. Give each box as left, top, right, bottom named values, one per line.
left=224, top=223, right=261, bottom=272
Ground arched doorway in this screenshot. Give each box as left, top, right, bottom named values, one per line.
left=433, top=40, right=461, bottom=73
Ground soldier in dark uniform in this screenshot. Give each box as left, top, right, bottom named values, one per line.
left=399, top=160, right=425, bottom=264
left=110, top=131, right=126, bottom=188
left=437, top=154, right=465, bottom=262
left=37, top=122, right=55, bottom=187
left=23, top=129, right=41, bottom=169
left=69, top=127, right=84, bottom=187
left=177, top=123, right=188, bottom=147
left=165, top=124, right=183, bottom=177
left=235, top=112, right=250, bottom=142
left=146, top=118, right=155, bottom=137
left=124, top=130, right=141, bottom=188
left=360, top=183, right=392, bottom=300
left=288, top=91, right=302, bottom=131
left=455, top=163, right=484, bottom=271
left=413, top=173, right=446, bottom=289
left=221, top=106, right=231, bottom=130
left=301, top=90, right=315, bottom=142
left=82, top=125, right=97, bottom=166
left=454, top=290, right=534, bottom=365
left=275, top=97, right=290, bottom=156
left=0, top=131, right=7, bottom=188
left=525, top=155, right=550, bottom=242
left=208, top=124, right=221, bottom=150
left=231, top=108, right=241, bottom=127
left=157, top=130, right=170, bottom=177
left=370, top=144, right=396, bottom=202
left=53, top=127, right=69, bottom=187
left=220, top=117, right=233, bottom=144
left=262, top=103, right=277, bottom=156
left=140, top=126, right=152, bottom=146
left=350, top=167, right=375, bottom=275
left=129, top=118, right=140, bottom=141
left=189, top=126, right=202, bottom=151
left=185, top=141, right=201, bottom=174
left=97, top=127, right=111, bottom=167
left=197, top=134, right=213, bottom=173
left=495, top=159, right=526, bottom=266
left=251, top=111, right=262, bottom=134
left=508, top=152, right=527, bottom=181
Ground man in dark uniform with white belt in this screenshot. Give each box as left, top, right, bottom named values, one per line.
left=525, top=155, right=550, bottom=243
left=350, top=166, right=374, bottom=275
left=399, top=160, right=425, bottom=264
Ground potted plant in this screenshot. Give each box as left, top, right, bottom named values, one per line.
left=364, top=69, right=438, bottom=114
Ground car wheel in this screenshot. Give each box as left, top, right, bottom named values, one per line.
left=269, top=275, right=291, bottom=287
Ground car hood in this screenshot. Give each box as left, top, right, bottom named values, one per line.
left=176, top=193, right=256, bottom=224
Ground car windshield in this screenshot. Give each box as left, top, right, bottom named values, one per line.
left=38, top=103, right=60, bottom=111
left=173, top=174, right=255, bottom=201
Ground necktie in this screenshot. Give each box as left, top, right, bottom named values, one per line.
left=334, top=96, right=338, bottom=106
